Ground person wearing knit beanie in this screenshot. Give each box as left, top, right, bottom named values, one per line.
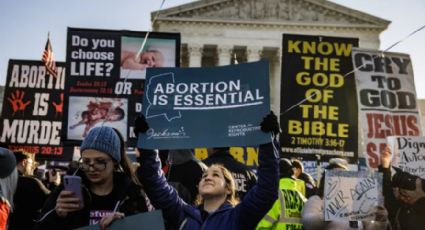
left=80, top=126, right=121, bottom=162
left=0, top=147, right=18, bottom=230
left=35, top=126, right=151, bottom=230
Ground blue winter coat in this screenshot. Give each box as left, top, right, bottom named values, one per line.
left=138, top=141, right=279, bottom=230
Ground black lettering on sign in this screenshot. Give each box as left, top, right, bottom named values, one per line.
left=281, top=189, right=305, bottom=212
left=350, top=178, right=376, bottom=200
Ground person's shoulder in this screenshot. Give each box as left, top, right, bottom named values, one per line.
left=413, top=197, right=425, bottom=212
left=300, top=173, right=316, bottom=183
left=306, top=195, right=322, bottom=203
left=17, top=176, right=50, bottom=195
left=20, top=175, right=44, bottom=186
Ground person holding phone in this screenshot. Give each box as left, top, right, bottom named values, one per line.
left=34, top=126, right=151, bottom=230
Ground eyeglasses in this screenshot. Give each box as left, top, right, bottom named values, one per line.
left=79, top=158, right=111, bottom=171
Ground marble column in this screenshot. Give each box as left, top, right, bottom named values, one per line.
left=217, top=45, right=233, bottom=66
left=271, top=48, right=282, bottom=114
left=247, top=46, right=263, bottom=62
left=188, top=44, right=203, bottom=67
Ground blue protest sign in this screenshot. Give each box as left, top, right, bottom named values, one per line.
left=137, top=60, right=271, bottom=149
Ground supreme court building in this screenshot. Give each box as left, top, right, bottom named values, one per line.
left=151, top=0, right=390, bottom=114
left=2, top=1, right=425, bottom=132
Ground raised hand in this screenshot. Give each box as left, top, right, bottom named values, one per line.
left=134, top=114, right=150, bottom=137
left=260, top=111, right=281, bottom=136
left=7, top=90, right=31, bottom=116
left=52, top=93, right=64, bottom=117
left=380, top=145, right=392, bottom=169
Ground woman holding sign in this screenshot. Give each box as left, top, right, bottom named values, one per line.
left=136, top=112, right=279, bottom=230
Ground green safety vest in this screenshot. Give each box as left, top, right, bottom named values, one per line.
left=256, top=178, right=307, bottom=230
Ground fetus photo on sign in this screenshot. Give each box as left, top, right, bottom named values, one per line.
left=67, top=96, right=128, bottom=141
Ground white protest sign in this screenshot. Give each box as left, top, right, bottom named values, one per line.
left=324, top=170, right=382, bottom=221
left=387, top=136, right=425, bottom=179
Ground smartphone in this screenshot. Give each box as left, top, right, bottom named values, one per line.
left=63, top=175, right=83, bottom=200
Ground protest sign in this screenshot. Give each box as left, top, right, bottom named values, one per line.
left=280, top=34, right=358, bottom=161
left=195, top=147, right=260, bottom=170
left=0, top=60, right=73, bottom=160
left=324, top=170, right=382, bottom=221
left=64, top=27, right=180, bottom=146
left=74, top=210, right=165, bottom=230
left=353, top=48, right=421, bottom=168
left=138, top=60, right=271, bottom=149
left=387, top=136, right=425, bottom=178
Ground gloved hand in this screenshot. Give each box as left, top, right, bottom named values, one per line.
left=134, top=114, right=149, bottom=137
left=260, top=111, right=281, bottom=136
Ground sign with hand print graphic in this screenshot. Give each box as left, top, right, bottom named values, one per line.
left=0, top=59, right=73, bottom=160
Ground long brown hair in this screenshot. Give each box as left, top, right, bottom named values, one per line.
left=112, top=128, right=141, bottom=186
left=195, top=164, right=239, bottom=207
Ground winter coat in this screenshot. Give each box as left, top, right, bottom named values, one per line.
left=256, top=177, right=307, bottom=230
left=302, top=195, right=366, bottom=230
left=33, top=172, right=150, bottom=230
left=0, top=200, right=10, bottom=230
left=380, top=166, right=425, bottom=230
left=138, top=141, right=279, bottom=230
left=8, top=174, right=51, bottom=230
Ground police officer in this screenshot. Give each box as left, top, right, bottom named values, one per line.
left=257, top=158, right=307, bottom=230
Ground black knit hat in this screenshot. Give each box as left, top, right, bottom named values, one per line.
left=279, top=158, right=294, bottom=178
left=0, top=147, right=17, bottom=178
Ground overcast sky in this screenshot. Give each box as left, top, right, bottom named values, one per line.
left=1, top=0, right=424, bottom=97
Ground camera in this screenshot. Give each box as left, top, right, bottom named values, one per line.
left=392, top=167, right=418, bottom=190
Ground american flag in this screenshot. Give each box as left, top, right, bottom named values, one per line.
left=42, top=37, right=57, bottom=78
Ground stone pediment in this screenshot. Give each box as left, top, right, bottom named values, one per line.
left=153, top=0, right=389, bottom=27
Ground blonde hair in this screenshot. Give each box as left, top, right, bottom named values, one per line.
left=195, top=164, right=239, bottom=207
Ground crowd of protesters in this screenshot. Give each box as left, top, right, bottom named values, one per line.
left=1, top=112, right=425, bottom=230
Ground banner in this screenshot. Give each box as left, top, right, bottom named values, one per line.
left=280, top=34, right=359, bottom=161
left=138, top=60, right=271, bottom=149
left=387, top=136, right=425, bottom=178
left=195, top=147, right=260, bottom=169
left=64, top=27, right=180, bottom=146
left=0, top=60, right=73, bottom=160
left=352, top=49, right=421, bottom=168
left=75, top=210, right=165, bottom=230
left=324, top=170, right=382, bottom=221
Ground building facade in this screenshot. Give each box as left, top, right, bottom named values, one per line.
left=1, top=1, right=424, bottom=135
left=151, top=0, right=390, bottom=113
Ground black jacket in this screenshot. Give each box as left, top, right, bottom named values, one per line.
left=33, top=172, right=150, bottom=230
left=298, top=172, right=317, bottom=198
left=380, top=166, right=425, bottom=230
left=8, top=174, right=51, bottom=230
